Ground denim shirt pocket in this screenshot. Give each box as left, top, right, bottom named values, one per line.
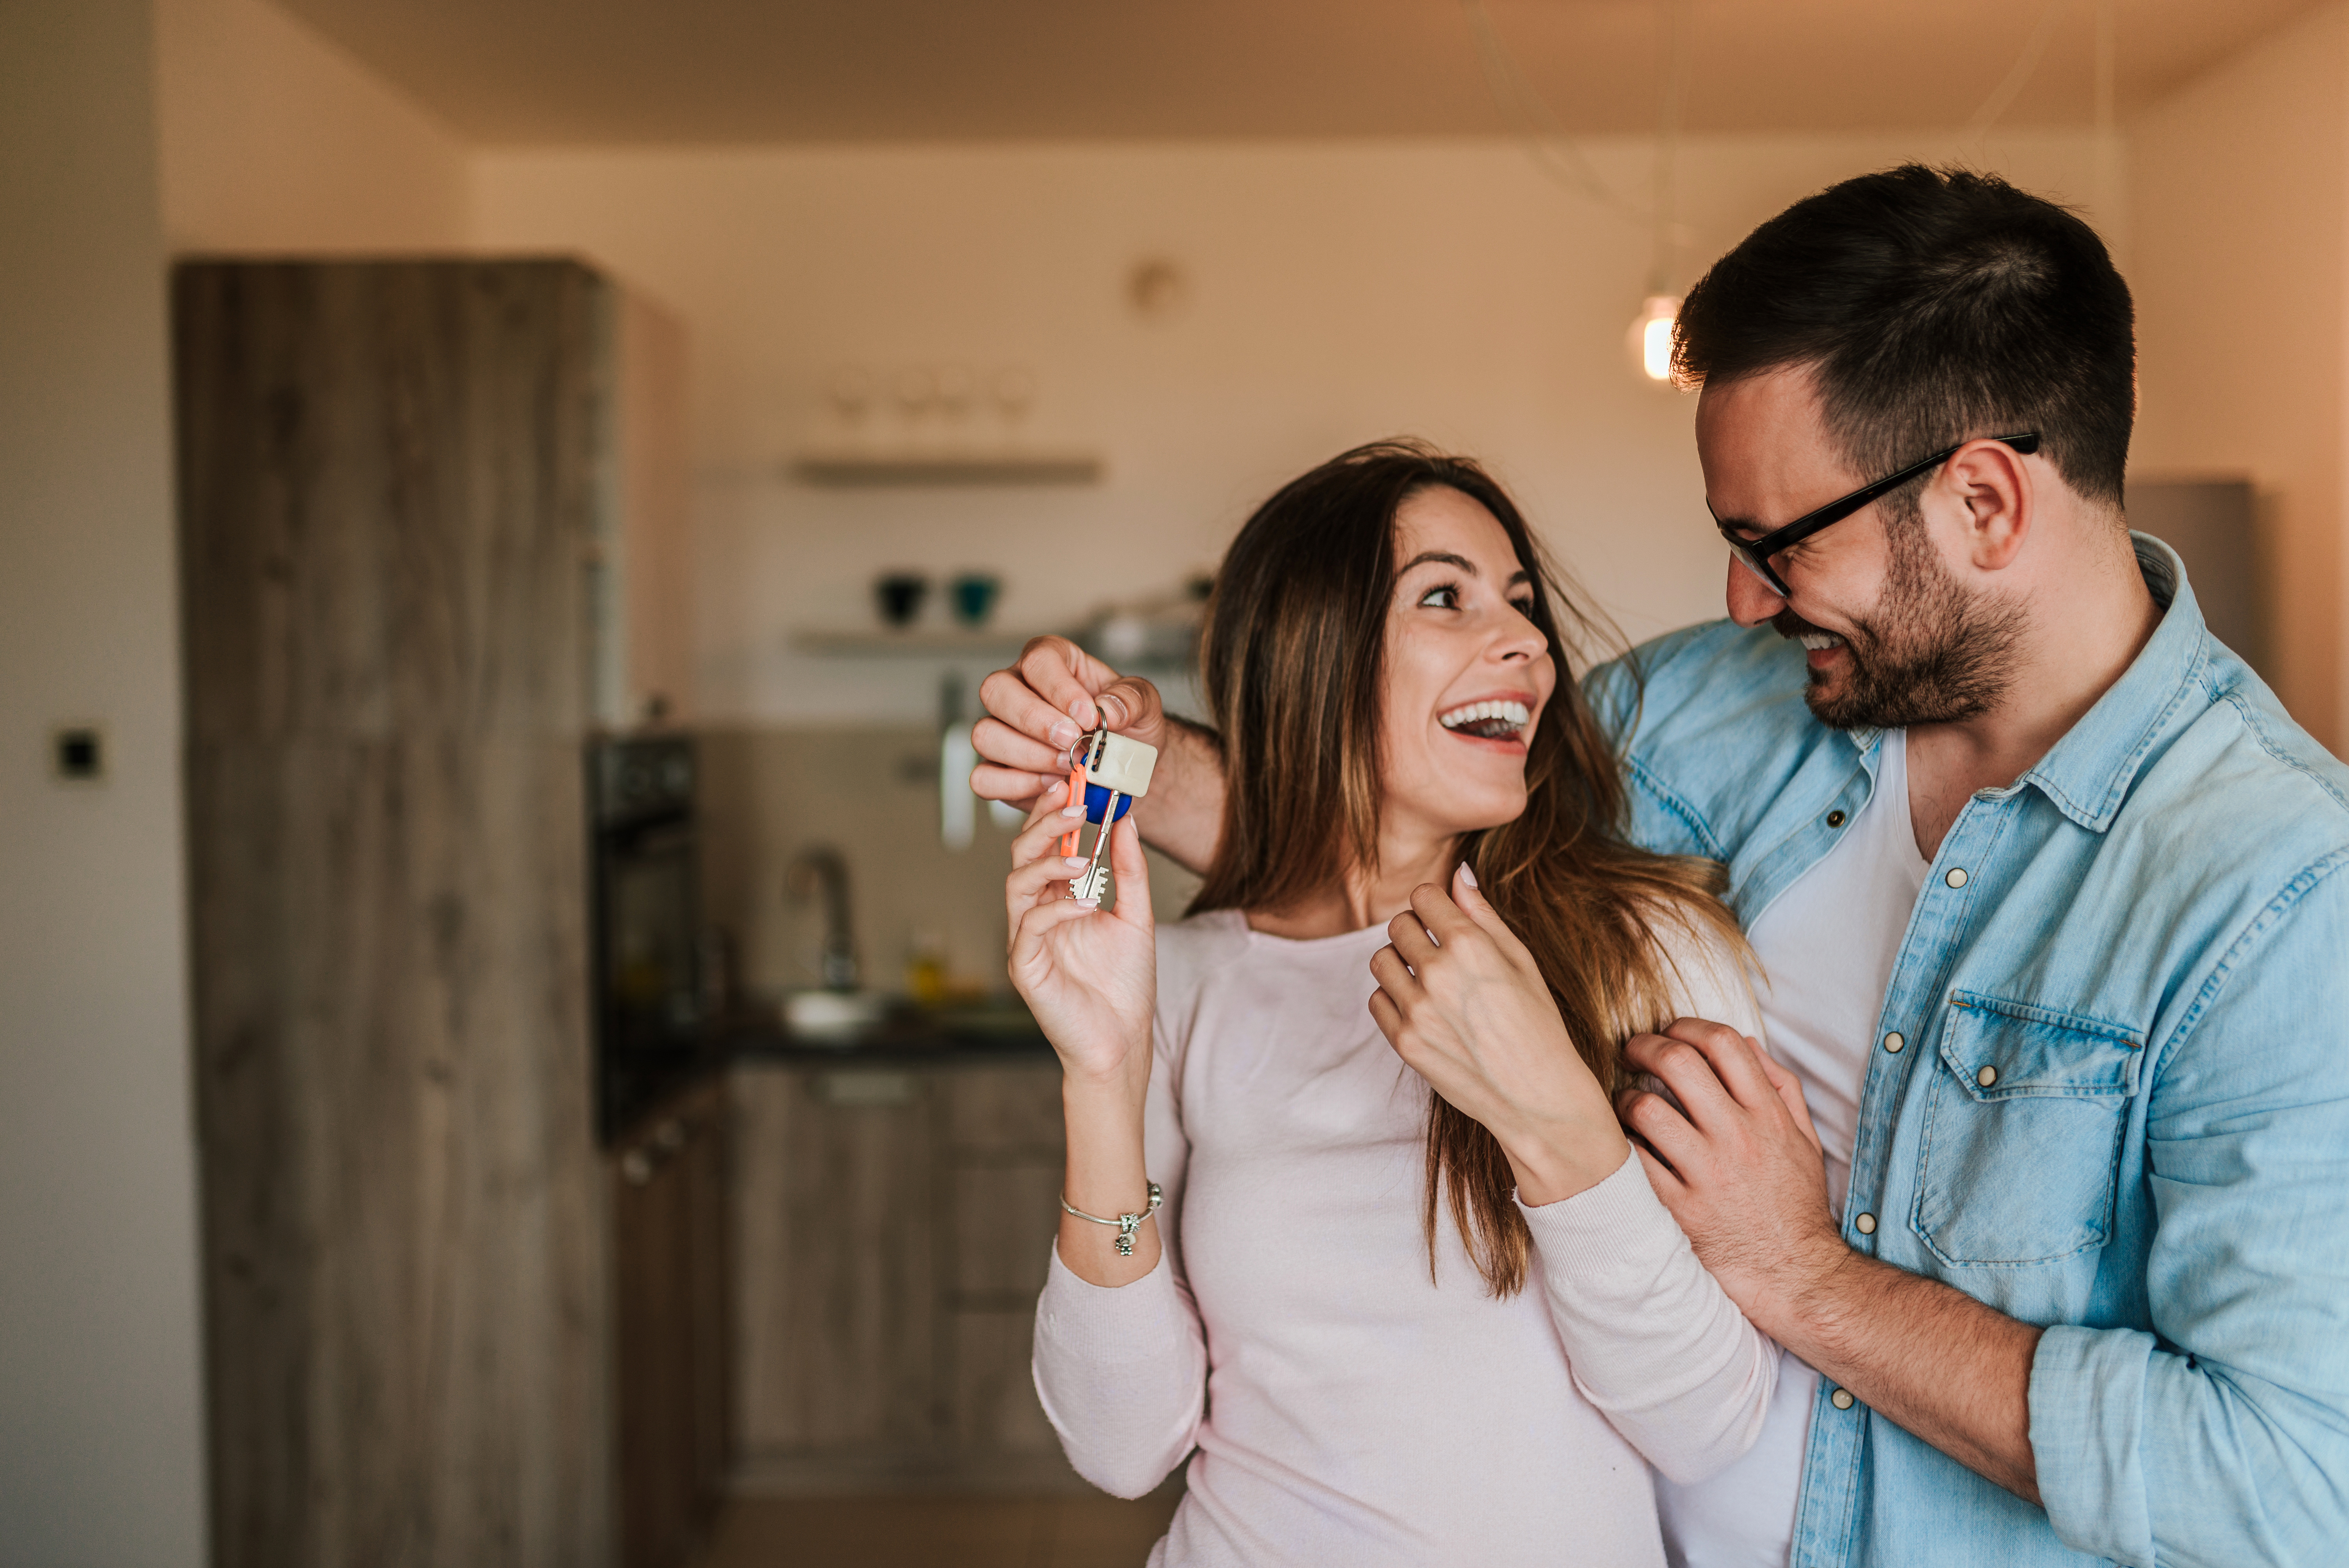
left=1912, top=991, right=2144, bottom=1268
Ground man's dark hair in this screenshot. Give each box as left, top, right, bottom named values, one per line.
left=1674, top=164, right=2134, bottom=511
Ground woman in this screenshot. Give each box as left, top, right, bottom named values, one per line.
left=1007, top=442, right=1778, bottom=1566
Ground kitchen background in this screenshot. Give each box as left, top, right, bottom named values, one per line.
left=7, top=0, right=2348, bottom=1565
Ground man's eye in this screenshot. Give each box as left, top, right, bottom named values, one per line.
left=1416, top=585, right=1460, bottom=609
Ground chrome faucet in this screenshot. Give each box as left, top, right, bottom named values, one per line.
left=786, top=846, right=858, bottom=991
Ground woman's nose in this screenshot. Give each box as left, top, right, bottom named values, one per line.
left=1492, top=608, right=1548, bottom=662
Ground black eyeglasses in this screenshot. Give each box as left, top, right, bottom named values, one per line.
left=1711, top=432, right=2041, bottom=597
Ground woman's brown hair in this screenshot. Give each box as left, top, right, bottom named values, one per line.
left=1190, top=440, right=1748, bottom=1297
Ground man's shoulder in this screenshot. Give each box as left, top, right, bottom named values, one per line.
left=2133, top=647, right=2349, bottom=869
left=1584, top=620, right=1830, bottom=773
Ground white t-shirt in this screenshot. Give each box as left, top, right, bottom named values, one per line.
left=1654, top=728, right=1930, bottom=1568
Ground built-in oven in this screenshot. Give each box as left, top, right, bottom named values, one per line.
left=590, top=735, right=710, bottom=1144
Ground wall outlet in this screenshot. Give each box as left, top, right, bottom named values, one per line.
left=52, top=725, right=103, bottom=782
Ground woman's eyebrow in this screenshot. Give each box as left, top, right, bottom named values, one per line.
left=1396, top=551, right=1477, bottom=575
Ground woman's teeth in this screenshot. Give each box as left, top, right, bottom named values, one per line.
left=1439, top=699, right=1530, bottom=740
left=1797, top=633, right=1843, bottom=651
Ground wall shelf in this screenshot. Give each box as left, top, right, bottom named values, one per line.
left=791, top=627, right=1046, bottom=657
left=786, top=450, right=1103, bottom=487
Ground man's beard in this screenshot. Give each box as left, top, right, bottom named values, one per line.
left=1777, top=519, right=2026, bottom=731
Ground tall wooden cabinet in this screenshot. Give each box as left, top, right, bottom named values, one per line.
left=175, top=259, right=703, bottom=1568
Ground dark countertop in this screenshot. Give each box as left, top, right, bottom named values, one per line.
left=720, top=999, right=1057, bottom=1069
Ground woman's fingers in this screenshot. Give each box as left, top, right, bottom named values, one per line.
left=1386, top=906, right=1439, bottom=969
left=1010, top=782, right=1086, bottom=868
left=1105, top=816, right=1154, bottom=931
left=1009, top=887, right=1100, bottom=969
left=1367, top=943, right=1422, bottom=1006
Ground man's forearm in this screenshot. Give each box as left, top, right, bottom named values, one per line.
left=1775, top=1249, right=2044, bottom=1504
left=1134, top=716, right=1225, bottom=875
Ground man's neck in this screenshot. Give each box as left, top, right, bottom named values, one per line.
left=1905, top=532, right=2162, bottom=858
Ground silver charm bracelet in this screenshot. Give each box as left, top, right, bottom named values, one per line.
left=1060, top=1182, right=1163, bottom=1256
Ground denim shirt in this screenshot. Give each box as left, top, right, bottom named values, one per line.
left=1586, top=537, right=2349, bottom=1568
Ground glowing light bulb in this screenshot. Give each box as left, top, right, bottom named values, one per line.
left=1629, top=294, right=1682, bottom=383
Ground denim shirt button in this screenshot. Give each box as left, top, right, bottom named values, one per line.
left=1826, top=809, right=1847, bottom=828
left=1854, top=1212, right=1877, bottom=1235
left=1976, top=1064, right=1999, bottom=1088
left=1945, top=867, right=1969, bottom=888
left=1882, top=1030, right=1905, bottom=1053
left=1830, top=1388, right=1856, bottom=1411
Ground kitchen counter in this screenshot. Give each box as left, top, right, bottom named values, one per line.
left=720, top=998, right=1055, bottom=1068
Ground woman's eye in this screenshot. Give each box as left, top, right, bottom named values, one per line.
left=1509, top=598, right=1535, bottom=618
left=1415, top=585, right=1460, bottom=610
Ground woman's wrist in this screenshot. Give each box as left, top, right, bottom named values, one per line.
left=1503, top=1117, right=1632, bottom=1208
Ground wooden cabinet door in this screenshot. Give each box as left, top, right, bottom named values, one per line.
left=612, top=1076, right=731, bottom=1568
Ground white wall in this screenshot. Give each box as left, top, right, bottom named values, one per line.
left=474, top=133, right=2118, bottom=726
left=154, top=0, right=470, bottom=253
left=0, top=0, right=207, bottom=1563
left=2130, top=1, right=2348, bottom=752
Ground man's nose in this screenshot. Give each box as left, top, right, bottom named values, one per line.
left=1725, top=551, right=1786, bottom=627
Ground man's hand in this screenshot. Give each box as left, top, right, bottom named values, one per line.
left=1620, top=1019, right=1842, bottom=1326
left=972, top=636, right=1167, bottom=809
left=1624, top=1020, right=2044, bottom=1504
left=970, top=634, right=1228, bottom=875
left=1367, top=866, right=1627, bottom=1204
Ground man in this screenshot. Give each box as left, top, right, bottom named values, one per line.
left=971, top=166, right=2349, bottom=1567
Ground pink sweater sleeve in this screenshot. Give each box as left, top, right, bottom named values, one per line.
left=1518, top=921, right=1780, bottom=1486
left=1030, top=1031, right=1207, bottom=1500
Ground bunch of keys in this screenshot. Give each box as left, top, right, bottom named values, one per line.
left=1060, top=726, right=1158, bottom=902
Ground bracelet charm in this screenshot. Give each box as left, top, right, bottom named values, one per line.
left=1062, top=1181, right=1163, bottom=1256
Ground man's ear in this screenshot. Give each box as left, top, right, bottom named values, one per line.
left=1941, top=437, right=2033, bottom=572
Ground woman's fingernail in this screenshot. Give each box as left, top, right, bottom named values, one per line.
left=1066, top=855, right=1089, bottom=867
left=1075, top=898, right=1101, bottom=910
left=1062, top=804, right=1084, bottom=818
left=1457, top=862, right=1479, bottom=890
left=1048, top=719, right=1078, bottom=748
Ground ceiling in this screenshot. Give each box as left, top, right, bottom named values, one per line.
left=273, top=0, right=2326, bottom=146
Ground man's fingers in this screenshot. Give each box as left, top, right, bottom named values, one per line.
left=972, top=715, right=1064, bottom=778
left=1750, top=1041, right=1823, bottom=1153
left=1631, top=1142, right=1688, bottom=1206
left=972, top=761, right=1058, bottom=809
left=1015, top=636, right=1111, bottom=732
left=1617, top=1084, right=1703, bottom=1172
left=978, top=639, right=1096, bottom=755
left=1663, top=1017, right=1779, bottom=1112
left=1622, top=1031, right=1739, bottom=1129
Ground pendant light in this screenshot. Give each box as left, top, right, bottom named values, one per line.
left=1628, top=0, right=1688, bottom=385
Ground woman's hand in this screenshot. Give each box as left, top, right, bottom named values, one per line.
left=1368, top=864, right=1630, bottom=1205
left=1007, top=782, right=1164, bottom=1285
left=1006, top=780, right=1157, bottom=1093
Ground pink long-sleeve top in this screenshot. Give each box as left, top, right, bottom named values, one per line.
left=1032, top=908, right=1777, bottom=1568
